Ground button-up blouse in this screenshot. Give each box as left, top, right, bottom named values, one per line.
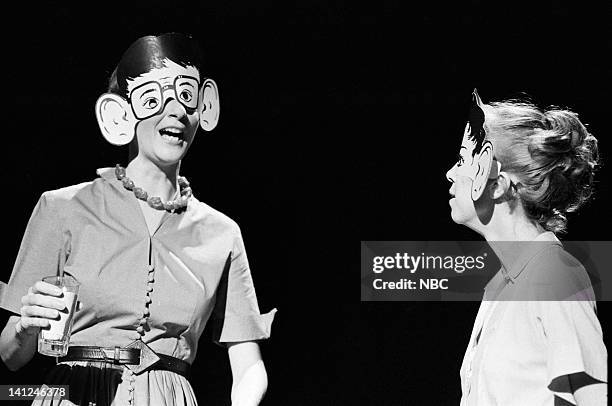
left=0, top=168, right=276, bottom=364
left=460, top=232, right=606, bottom=405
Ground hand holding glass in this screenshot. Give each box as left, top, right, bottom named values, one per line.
left=35, top=275, right=80, bottom=357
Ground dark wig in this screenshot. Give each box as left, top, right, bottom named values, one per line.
left=107, top=33, right=204, bottom=98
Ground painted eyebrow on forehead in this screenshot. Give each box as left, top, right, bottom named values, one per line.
left=139, top=88, right=158, bottom=97
left=178, top=81, right=195, bottom=88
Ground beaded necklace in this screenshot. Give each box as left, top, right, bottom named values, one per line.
left=114, top=164, right=192, bottom=212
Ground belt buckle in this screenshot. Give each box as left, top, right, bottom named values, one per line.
left=124, top=340, right=160, bottom=375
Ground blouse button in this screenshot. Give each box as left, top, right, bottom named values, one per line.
left=142, top=308, right=150, bottom=317
left=146, top=285, right=153, bottom=292
left=145, top=296, right=152, bottom=304
left=147, top=265, right=154, bottom=272
left=137, top=326, right=145, bottom=334
left=139, top=318, right=148, bottom=326
left=148, top=274, right=155, bottom=282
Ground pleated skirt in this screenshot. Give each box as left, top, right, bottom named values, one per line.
left=31, top=361, right=198, bottom=406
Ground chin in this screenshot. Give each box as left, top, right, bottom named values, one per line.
left=152, top=151, right=185, bottom=167
left=154, top=143, right=189, bottom=162
left=450, top=208, right=469, bottom=225
left=450, top=212, right=462, bottom=224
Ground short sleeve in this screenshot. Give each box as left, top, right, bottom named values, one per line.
left=532, top=300, right=607, bottom=400
left=211, top=226, right=276, bottom=346
left=0, top=193, right=68, bottom=315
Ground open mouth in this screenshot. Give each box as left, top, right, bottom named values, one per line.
left=159, top=127, right=185, bottom=145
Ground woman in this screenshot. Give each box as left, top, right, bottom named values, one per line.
left=446, top=90, right=607, bottom=405
left=0, top=33, right=275, bottom=406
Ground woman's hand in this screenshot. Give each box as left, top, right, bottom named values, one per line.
left=0, top=281, right=66, bottom=371
left=16, top=281, right=66, bottom=337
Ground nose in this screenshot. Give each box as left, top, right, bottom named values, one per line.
left=446, top=164, right=456, bottom=183
left=163, top=97, right=188, bottom=119
left=160, top=86, right=188, bottom=118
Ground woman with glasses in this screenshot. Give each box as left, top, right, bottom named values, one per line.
left=446, top=90, right=606, bottom=405
left=0, top=33, right=275, bottom=406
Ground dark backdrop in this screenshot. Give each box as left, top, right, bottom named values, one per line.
left=1, top=1, right=610, bottom=405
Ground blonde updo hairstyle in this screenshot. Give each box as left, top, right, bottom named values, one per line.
left=482, top=101, right=599, bottom=234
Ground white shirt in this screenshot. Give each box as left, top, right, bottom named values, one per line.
left=460, top=232, right=607, bottom=405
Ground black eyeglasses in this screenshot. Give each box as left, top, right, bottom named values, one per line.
left=128, top=75, right=200, bottom=120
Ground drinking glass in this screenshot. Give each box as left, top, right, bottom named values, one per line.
left=37, top=275, right=80, bottom=357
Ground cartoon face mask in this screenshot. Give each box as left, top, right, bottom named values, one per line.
left=95, top=33, right=220, bottom=146
left=128, top=74, right=200, bottom=120
left=453, top=89, right=499, bottom=200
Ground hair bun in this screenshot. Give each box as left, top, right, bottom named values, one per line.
left=544, top=109, right=586, bottom=152
left=486, top=100, right=600, bottom=234
left=539, top=109, right=599, bottom=215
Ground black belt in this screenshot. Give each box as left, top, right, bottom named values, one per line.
left=59, top=346, right=191, bottom=378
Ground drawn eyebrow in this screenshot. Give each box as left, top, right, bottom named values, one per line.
left=139, top=88, right=157, bottom=97
left=178, top=81, right=195, bottom=89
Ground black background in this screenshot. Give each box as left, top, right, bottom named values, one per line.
left=1, top=1, right=610, bottom=405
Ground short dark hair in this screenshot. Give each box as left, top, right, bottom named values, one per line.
left=107, top=32, right=204, bottom=98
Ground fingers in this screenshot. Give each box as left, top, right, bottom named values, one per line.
left=22, top=284, right=66, bottom=311
left=31, top=281, right=63, bottom=297
left=21, top=305, right=60, bottom=320
left=16, top=282, right=71, bottom=337
left=18, top=316, right=51, bottom=330
left=18, top=304, right=60, bottom=333
left=22, top=293, right=66, bottom=311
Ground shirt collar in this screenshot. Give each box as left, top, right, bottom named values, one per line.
left=96, top=167, right=125, bottom=193
left=491, top=232, right=562, bottom=284
left=96, top=167, right=116, bottom=181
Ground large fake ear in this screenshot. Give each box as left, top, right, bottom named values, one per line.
left=471, top=140, right=494, bottom=201
left=198, top=79, right=220, bottom=131
left=95, top=93, right=136, bottom=146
